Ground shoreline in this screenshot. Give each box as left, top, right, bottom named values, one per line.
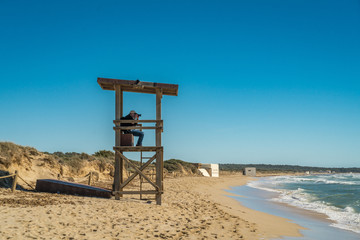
left=230, top=175, right=360, bottom=239
left=248, top=175, right=335, bottom=224
left=194, top=174, right=305, bottom=239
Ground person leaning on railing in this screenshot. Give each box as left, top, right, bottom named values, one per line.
left=121, top=110, right=144, bottom=146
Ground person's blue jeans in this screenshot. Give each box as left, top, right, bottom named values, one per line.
left=130, top=130, right=144, bottom=146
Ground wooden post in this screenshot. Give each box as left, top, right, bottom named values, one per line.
left=11, top=170, right=18, bottom=192
left=88, top=172, right=93, bottom=186
left=155, top=88, right=163, bottom=205
left=140, top=151, right=143, bottom=200
left=114, top=85, right=123, bottom=200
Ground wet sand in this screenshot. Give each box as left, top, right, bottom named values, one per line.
left=0, top=174, right=303, bottom=239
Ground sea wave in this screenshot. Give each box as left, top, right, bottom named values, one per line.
left=248, top=175, right=360, bottom=234
left=247, top=180, right=281, bottom=193
left=271, top=188, right=360, bottom=234
left=268, top=175, right=360, bottom=186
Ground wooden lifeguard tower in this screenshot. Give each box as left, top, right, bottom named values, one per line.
left=98, top=77, right=178, bottom=205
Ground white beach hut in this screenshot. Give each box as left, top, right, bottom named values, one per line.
left=198, top=164, right=219, bottom=177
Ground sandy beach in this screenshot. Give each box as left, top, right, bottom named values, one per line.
left=0, top=174, right=304, bottom=239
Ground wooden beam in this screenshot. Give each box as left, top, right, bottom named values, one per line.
left=156, top=88, right=163, bottom=205
left=113, top=126, right=162, bottom=130
left=114, top=85, right=123, bottom=200
left=113, top=190, right=162, bottom=195
left=117, top=152, right=157, bottom=189
left=113, top=146, right=162, bottom=152
left=97, top=78, right=179, bottom=96
left=116, top=152, right=159, bottom=190
left=125, top=158, right=158, bottom=190
left=113, top=120, right=163, bottom=123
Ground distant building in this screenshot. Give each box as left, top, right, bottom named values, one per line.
left=197, top=164, right=219, bottom=177
left=243, top=167, right=256, bottom=177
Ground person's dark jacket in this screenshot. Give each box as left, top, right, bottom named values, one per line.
left=120, top=114, right=137, bottom=133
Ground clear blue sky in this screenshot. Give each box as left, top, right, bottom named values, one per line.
left=1, top=0, right=359, bottom=167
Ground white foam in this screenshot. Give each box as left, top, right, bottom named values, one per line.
left=247, top=180, right=281, bottom=193
left=271, top=191, right=360, bottom=233
left=273, top=186, right=360, bottom=233
left=314, top=179, right=358, bottom=185
left=266, top=175, right=360, bottom=185
left=248, top=175, right=360, bottom=234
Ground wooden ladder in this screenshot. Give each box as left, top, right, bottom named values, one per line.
left=139, top=151, right=156, bottom=200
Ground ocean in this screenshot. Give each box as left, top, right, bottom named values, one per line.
left=248, top=173, right=360, bottom=235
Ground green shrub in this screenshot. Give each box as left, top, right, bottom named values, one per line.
left=164, top=159, right=198, bottom=173
left=93, top=150, right=115, bottom=158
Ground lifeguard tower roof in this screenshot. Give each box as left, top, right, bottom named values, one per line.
left=97, top=77, right=178, bottom=96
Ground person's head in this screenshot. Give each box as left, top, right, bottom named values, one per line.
left=130, top=110, right=136, bottom=118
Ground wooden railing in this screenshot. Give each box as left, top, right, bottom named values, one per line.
left=0, top=171, right=18, bottom=192
left=113, top=119, right=163, bottom=132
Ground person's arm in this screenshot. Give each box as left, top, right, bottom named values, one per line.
left=121, top=114, right=133, bottom=126
left=133, top=114, right=139, bottom=126
left=134, top=114, right=143, bottom=130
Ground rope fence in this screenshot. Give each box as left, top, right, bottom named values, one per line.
left=0, top=174, right=15, bottom=179
left=57, top=172, right=96, bottom=186
left=1, top=171, right=40, bottom=192
left=0, top=171, right=18, bottom=192
left=17, top=175, right=36, bottom=191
